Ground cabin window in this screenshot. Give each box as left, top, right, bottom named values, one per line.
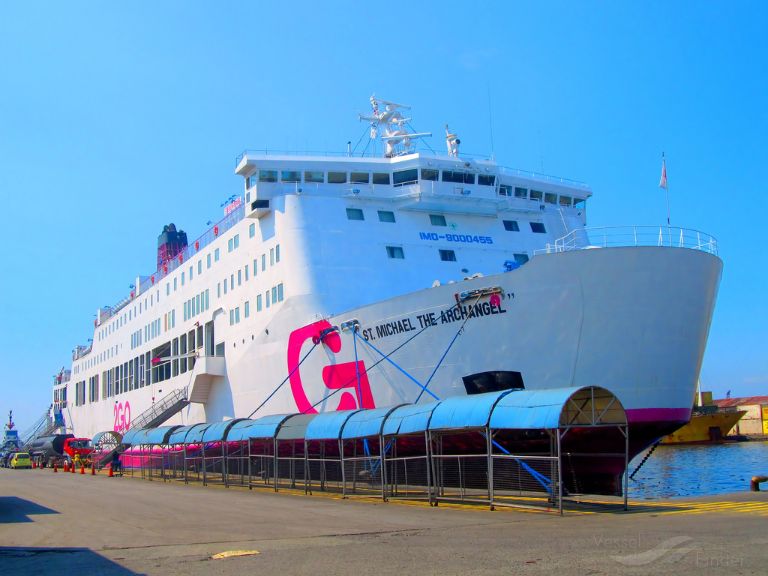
left=439, top=249, right=457, bottom=262
left=214, top=248, right=220, bottom=262
left=530, top=222, right=546, bottom=233
left=259, top=170, right=277, bottom=183
left=261, top=254, right=266, bottom=271
left=304, top=171, right=324, bottom=183
left=378, top=210, right=396, bottom=223
left=346, top=208, right=365, bottom=221
left=386, top=246, right=405, bottom=259
left=281, top=170, right=301, bottom=182
left=249, top=223, right=255, bottom=238
left=545, top=192, right=557, bottom=204
left=421, top=168, right=439, bottom=181
left=277, top=283, right=284, bottom=301
left=372, top=172, right=390, bottom=185
left=350, top=172, right=370, bottom=184
left=574, top=198, right=586, bottom=209
left=275, top=244, right=281, bottom=263
left=247, top=174, right=258, bottom=188
left=503, top=220, right=519, bottom=232
left=197, top=260, right=202, bottom=274
left=393, top=168, right=418, bottom=186
left=244, top=301, right=250, bottom=318
left=442, top=170, right=475, bottom=184
left=529, top=190, right=543, bottom=201
left=207, top=254, right=212, bottom=269
left=328, top=171, right=347, bottom=183
left=256, top=294, right=263, bottom=312
left=514, top=253, right=530, bottom=265
left=270, top=247, right=275, bottom=266
left=514, top=187, right=527, bottom=199
left=478, top=174, right=496, bottom=186
left=559, top=196, right=572, bottom=207
left=266, top=290, right=271, bottom=308
left=430, top=214, right=447, bottom=227
left=499, top=184, right=512, bottom=196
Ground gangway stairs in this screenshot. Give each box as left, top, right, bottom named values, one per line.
left=20, top=409, right=56, bottom=450
left=93, top=388, right=190, bottom=469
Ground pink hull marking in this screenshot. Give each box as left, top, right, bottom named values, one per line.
left=625, top=407, right=691, bottom=423
left=288, top=320, right=375, bottom=414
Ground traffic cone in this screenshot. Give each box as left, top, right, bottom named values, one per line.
left=108, top=466, right=114, bottom=477
left=54, top=463, right=58, bottom=473
left=32, top=461, right=36, bottom=469
left=80, top=465, right=85, bottom=474
left=91, top=464, right=95, bottom=476
left=71, top=462, right=75, bottom=474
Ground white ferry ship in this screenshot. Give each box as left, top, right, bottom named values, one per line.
left=53, top=97, right=721, bottom=470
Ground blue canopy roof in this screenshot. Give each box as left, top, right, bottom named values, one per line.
left=226, top=414, right=293, bottom=442
left=123, top=425, right=181, bottom=446
left=276, top=414, right=315, bottom=440
left=201, top=419, right=246, bottom=443
left=428, top=390, right=513, bottom=431
left=382, top=402, right=440, bottom=436
left=305, top=410, right=360, bottom=441
left=168, top=423, right=208, bottom=445
left=489, top=386, right=626, bottom=429
left=185, top=423, right=213, bottom=443
left=341, top=406, right=404, bottom=440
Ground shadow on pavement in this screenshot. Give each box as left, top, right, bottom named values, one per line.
left=0, top=547, right=142, bottom=575
left=0, top=496, right=59, bottom=523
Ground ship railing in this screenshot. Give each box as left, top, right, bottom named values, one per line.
left=534, top=225, right=718, bottom=256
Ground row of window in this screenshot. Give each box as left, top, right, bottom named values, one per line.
left=499, top=185, right=586, bottom=209
left=183, top=290, right=210, bottom=322
left=228, top=283, right=286, bottom=325
left=248, top=168, right=500, bottom=189
left=503, top=220, right=547, bottom=234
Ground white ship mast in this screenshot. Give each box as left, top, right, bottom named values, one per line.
left=359, top=95, right=432, bottom=157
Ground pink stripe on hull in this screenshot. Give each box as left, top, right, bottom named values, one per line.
left=626, top=407, right=691, bottom=423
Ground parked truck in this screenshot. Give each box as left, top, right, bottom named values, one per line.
left=28, top=434, right=93, bottom=468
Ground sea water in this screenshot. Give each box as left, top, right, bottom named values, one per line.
left=628, top=440, right=768, bottom=499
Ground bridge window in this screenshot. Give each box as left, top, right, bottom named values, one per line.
left=421, top=168, right=439, bottom=181
left=574, top=198, right=586, bottom=209
left=514, top=187, right=527, bottom=199
left=514, top=253, right=529, bottom=265
left=328, top=171, right=347, bottom=183
left=499, top=184, right=512, bottom=196
left=559, top=196, right=572, bottom=207
left=530, top=190, right=543, bottom=201
left=346, top=208, right=364, bottom=221
left=530, top=222, right=546, bottom=233
left=281, top=170, right=301, bottom=182
left=393, top=168, right=418, bottom=186
left=378, top=210, right=396, bottom=223
left=372, top=172, right=390, bottom=185
left=545, top=192, right=557, bottom=204
left=259, top=170, right=277, bottom=183
left=304, top=171, right=324, bottom=183
left=386, top=246, right=405, bottom=259
left=503, top=220, right=519, bottom=232
left=442, top=170, right=475, bottom=184
left=351, top=172, right=370, bottom=184
left=430, top=214, right=447, bottom=227
left=439, top=249, right=457, bottom=262
left=478, top=174, right=496, bottom=186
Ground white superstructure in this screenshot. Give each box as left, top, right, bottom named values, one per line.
left=58, top=98, right=722, bottom=457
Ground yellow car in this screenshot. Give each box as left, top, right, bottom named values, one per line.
left=10, top=453, right=31, bottom=469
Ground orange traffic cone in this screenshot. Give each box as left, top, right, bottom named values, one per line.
left=108, top=466, right=114, bottom=477
left=71, top=462, right=75, bottom=473
left=80, top=465, right=85, bottom=474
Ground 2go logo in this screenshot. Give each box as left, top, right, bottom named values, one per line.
left=113, top=401, right=131, bottom=433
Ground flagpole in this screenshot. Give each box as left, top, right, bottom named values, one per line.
left=660, top=152, right=671, bottom=246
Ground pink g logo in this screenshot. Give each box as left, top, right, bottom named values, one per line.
left=287, top=320, right=375, bottom=414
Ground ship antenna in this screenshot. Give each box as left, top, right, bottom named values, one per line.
left=487, top=84, right=496, bottom=161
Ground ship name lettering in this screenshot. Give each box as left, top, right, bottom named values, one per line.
left=375, top=318, right=416, bottom=338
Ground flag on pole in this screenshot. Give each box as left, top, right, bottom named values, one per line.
left=659, top=155, right=668, bottom=190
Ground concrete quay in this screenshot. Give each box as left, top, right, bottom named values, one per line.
left=1, top=467, right=766, bottom=575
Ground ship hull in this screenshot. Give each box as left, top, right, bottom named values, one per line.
left=70, top=244, right=722, bottom=490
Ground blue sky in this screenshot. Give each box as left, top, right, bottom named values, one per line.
left=1, top=1, right=765, bottom=430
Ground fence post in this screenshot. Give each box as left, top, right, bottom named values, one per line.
left=557, top=430, right=563, bottom=516
left=487, top=428, right=494, bottom=510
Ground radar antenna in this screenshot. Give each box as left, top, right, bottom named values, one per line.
left=360, top=95, right=431, bottom=157
left=445, top=124, right=460, bottom=157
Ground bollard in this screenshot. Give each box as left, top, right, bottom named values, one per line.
left=750, top=475, right=768, bottom=491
